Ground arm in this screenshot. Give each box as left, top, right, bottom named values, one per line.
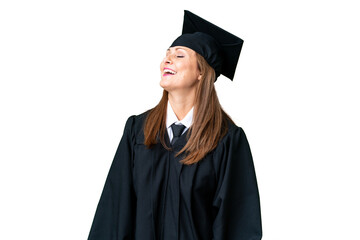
left=212, top=127, right=262, bottom=240
left=88, top=116, right=136, bottom=240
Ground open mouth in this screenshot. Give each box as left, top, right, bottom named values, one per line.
left=163, top=68, right=177, bottom=76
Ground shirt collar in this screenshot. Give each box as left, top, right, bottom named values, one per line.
left=166, top=101, right=194, bottom=129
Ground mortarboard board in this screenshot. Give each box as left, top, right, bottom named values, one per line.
left=170, top=10, right=244, bottom=81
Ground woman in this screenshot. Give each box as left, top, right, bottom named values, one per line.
left=88, top=10, right=262, bottom=240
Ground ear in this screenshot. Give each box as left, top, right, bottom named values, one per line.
left=197, top=73, right=202, bottom=81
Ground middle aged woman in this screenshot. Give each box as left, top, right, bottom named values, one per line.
left=88, top=10, right=262, bottom=240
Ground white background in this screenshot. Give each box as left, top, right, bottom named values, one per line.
left=1, top=0, right=359, bottom=239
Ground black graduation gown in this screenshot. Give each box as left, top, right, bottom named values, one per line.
left=88, top=111, right=262, bottom=240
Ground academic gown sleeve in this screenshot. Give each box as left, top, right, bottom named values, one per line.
left=212, top=126, right=262, bottom=240
left=88, top=116, right=136, bottom=240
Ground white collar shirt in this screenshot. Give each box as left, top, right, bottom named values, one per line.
left=166, top=101, right=194, bottom=142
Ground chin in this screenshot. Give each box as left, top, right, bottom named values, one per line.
left=160, top=85, right=171, bottom=92
left=160, top=82, right=176, bottom=93
left=160, top=77, right=171, bottom=88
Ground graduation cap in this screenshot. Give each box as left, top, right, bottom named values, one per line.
left=170, top=10, right=244, bottom=81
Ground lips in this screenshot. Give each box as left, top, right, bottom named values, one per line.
left=163, top=67, right=177, bottom=76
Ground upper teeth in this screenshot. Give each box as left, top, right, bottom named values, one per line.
left=164, top=69, right=176, bottom=74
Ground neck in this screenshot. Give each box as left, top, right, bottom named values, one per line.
left=168, top=90, right=195, bottom=120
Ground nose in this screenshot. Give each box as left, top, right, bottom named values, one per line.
left=163, top=55, right=172, bottom=65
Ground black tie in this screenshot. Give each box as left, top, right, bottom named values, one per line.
left=170, top=123, right=186, bottom=146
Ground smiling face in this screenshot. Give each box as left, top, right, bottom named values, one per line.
left=159, top=46, right=201, bottom=94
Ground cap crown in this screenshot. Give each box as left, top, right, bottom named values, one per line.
left=170, top=10, right=244, bottom=81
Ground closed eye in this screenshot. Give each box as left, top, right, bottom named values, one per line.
left=177, top=56, right=184, bottom=58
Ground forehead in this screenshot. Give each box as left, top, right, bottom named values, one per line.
left=167, top=46, right=195, bottom=54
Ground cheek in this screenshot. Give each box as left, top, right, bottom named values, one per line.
left=184, top=63, right=200, bottom=80
left=178, top=71, right=199, bottom=87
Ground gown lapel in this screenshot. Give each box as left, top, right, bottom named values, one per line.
left=155, top=129, right=189, bottom=239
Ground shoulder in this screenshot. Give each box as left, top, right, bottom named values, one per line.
left=224, top=120, right=246, bottom=141
left=211, top=121, right=254, bottom=174
left=215, top=120, right=249, bottom=155
left=125, top=110, right=150, bottom=129
left=123, top=109, right=151, bottom=140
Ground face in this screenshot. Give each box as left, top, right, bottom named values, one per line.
left=160, top=46, right=201, bottom=93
